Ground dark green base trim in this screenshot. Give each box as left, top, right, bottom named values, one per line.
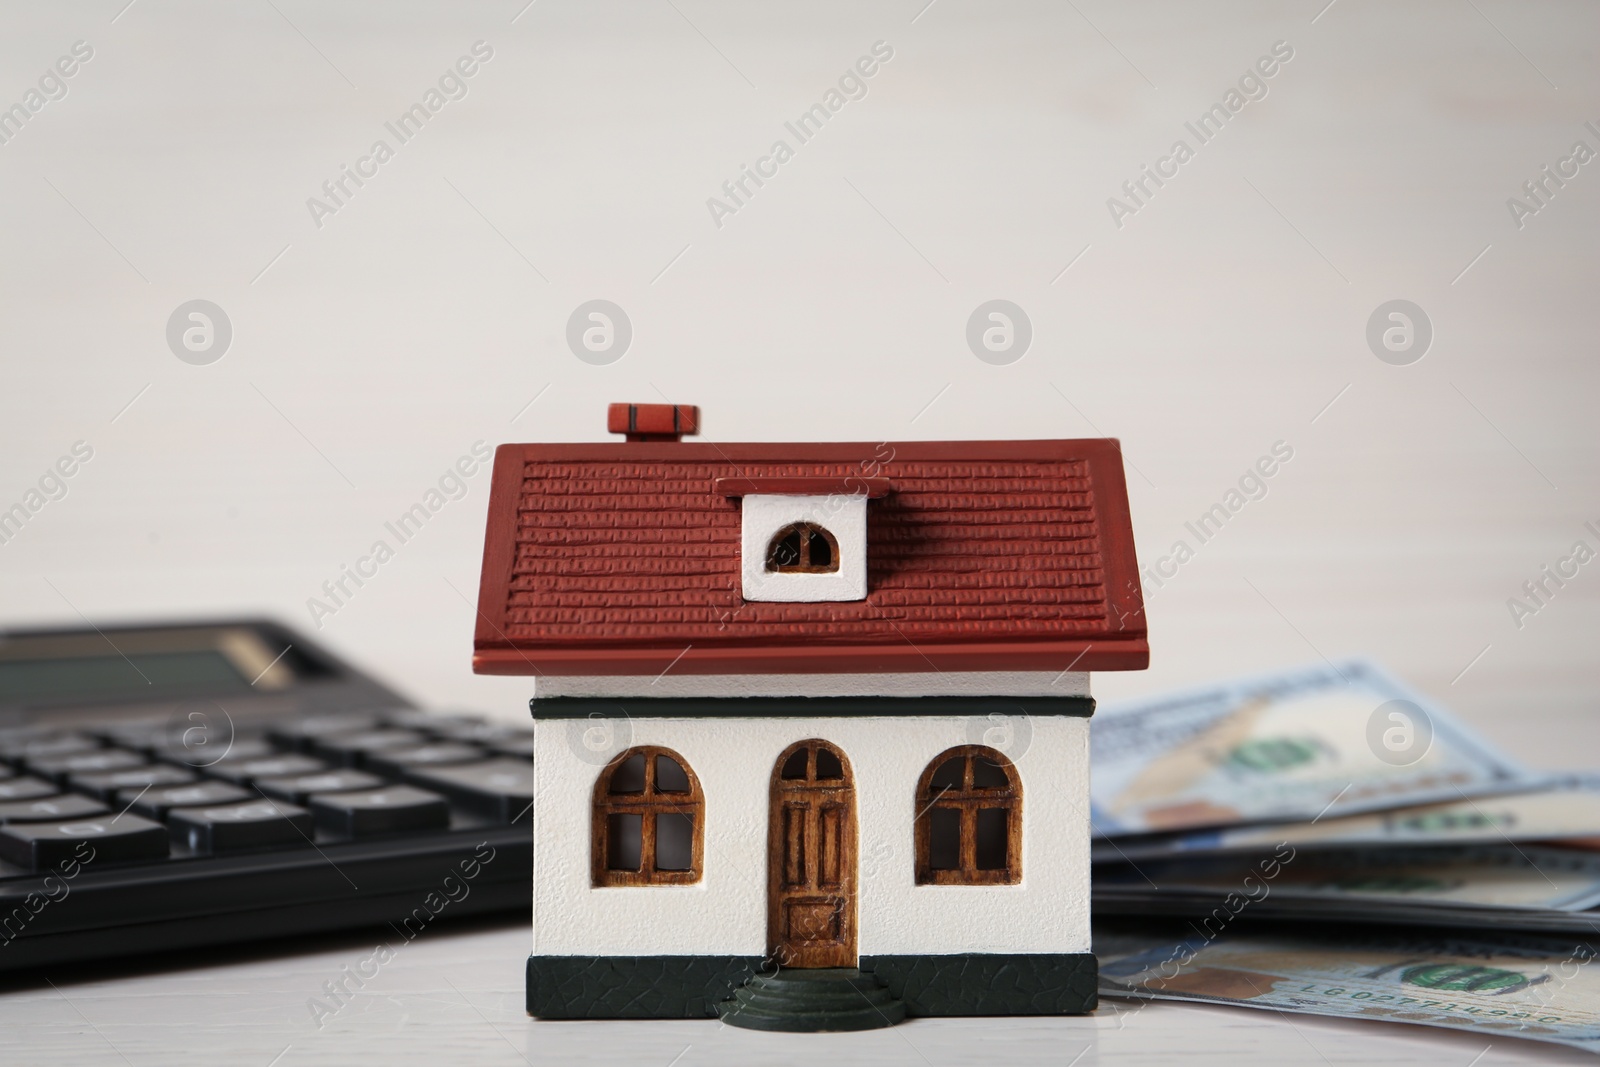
left=527, top=955, right=762, bottom=1018
left=528, top=953, right=1096, bottom=1018
left=860, top=952, right=1098, bottom=1015
left=530, top=695, right=1095, bottom=720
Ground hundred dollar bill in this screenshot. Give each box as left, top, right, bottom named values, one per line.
left=1097, top=923, right=1600, bottom=1051
left=1097, top=845, right=1600, bottom=912
left=1092, top=781, right=1600, bottom=862
left=1091, top=659, right=1537, bottom=837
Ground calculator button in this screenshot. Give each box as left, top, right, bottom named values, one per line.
left=70, top=765, right=198, bottom=801
left=125, top=782, right=252, bottom=820
left=174, top=737, right=276, bottom=768
left=167, top=800, right=314, bottom=854
left=27, top=749, right=147, bottom=783
left=256, top=770, right=385, bottom=805
left=489, top=736, right=536, bottom=759
left=0, top=777, right=59, bottom=802
left=268, top=714, right=380, bottom=752
left=309, top=786, right=450, bottom=837
left=366, top=744, right=484, bottom=775
left=207, top=755, right=328, bottom=785
left=428, top=721, right=529, bottom=745
left=94, top=724, right=167, bottom=751
left=0, top=794, right=109, bottom=823
left=312, top=730, right=428, bottom=766
left=379, top=709, right=480, bottom=732
left=406, top=759, right=533, bottom=823
left=5, top=734, right=102, bottom=767
left=0, top=765, right=13, bottom=781
left=0, top=815, right=169, bottom=870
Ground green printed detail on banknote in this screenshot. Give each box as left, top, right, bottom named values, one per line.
left=1094, top=782, right=1600, bottom=862
left=1097, top=924, right=1600, bottom=1051
left=1091, top=660, right=1538, bottom=837
left=1098, top=844, right=1600, bottom=911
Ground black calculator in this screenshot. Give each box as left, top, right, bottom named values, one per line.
left=0, top=619, right=531, bottom=972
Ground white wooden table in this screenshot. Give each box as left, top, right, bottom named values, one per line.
left=0, top=0, right=1595, bottom=1061
left=3, top=917, right=1596, bottom=1066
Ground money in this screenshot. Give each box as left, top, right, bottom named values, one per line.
left=1096, top=845, right=1600, bottom=935
left=1091, top=660, right=1538, bottom=837
left=1097, top=922, right=1600, bottom=1051
left=1099, top=845, right=1600, bottom=912
left=1092, top=782, right=1600, bottom=862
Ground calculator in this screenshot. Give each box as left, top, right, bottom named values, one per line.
left=0, top=619, right=531, bottom=972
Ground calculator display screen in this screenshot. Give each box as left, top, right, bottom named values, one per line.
left=0, top=625, right=301, bottom=710
left=0, top=650, right=253, bottom=703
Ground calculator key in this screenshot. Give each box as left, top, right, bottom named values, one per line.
left=207, top=755, right=327, bottom=785
left=28, top=749, right=146, bottom=783
left=256, top=769, right=385, bottom=805
left=366, top=743, right=484, bottom=776
left=489, top=736, right=536, bottom=760
left=124, top=782, right=252, bottom=820
left=0, top=726, right=51, bottom=746
left=167, top=800, right=314, bottom=854
left=0, top=777, right=59, bottom=802
left=94, top=724, right=168, bottom=751
left=173, top=737, right=276, bottom=768
left=0, top=728, right=99, bottom=751
left=425, top=721, right=526, bottom=745
left=312, top=730, right=428, bottom=766
left=379, top=709, right=480, bottom=732
left=0, top=794, right=109, bottom=823
left=407, top=759, right=533, bottom=823
left=0, top=815, right=169, bottom=871
left=5, top=734, right=101, bottom=767
left=268, top=714, right=380, bottom=752
left=70, top=765, right=198, bottom=801
left=309, top=786, right=450, bottom=837
left=0, top=764, right=12, bottom=780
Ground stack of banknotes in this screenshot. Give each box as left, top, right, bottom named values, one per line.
left=1090, top=660, right=1600, bottom=1052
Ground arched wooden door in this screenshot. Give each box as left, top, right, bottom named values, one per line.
left=767, top=739, right=857, bottom=968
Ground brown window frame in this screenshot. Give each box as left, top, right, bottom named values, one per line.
left=592, top=745, right=704, bottom=887
left=914, top=745, right=1022, bottom=886
left=765, top=522, right=840, bottom=574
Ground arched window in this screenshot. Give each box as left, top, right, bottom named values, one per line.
left=766, top=522, right=839, bottom=574
left=914, top=746, right=1021, bottom=885
left=592, top=746, right=703, bottom=886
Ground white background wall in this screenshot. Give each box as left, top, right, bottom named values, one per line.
left=530, top=714, right=1090, bottom=957
left=0, top=1, right=1593, bottom=770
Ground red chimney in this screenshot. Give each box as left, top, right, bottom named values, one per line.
left=607, top=403, right=700, bottom=443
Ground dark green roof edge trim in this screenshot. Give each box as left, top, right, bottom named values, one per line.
left=528, top=695, right=1094, bottom=720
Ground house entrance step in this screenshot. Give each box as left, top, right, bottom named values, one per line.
left=718, top=967, right=907, bottom=1032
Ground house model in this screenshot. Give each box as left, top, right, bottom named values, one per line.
left=472, top=403, right=1148, bottom=1030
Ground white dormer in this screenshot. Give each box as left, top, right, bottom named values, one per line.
left=741, top=494, right=866, bottom=602
left=716, top=477, right=891, bottom=603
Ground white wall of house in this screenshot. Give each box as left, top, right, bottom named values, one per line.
left=530, top=713, right=1091, bottom=958
left=533, top=670, right=1090, bottom=699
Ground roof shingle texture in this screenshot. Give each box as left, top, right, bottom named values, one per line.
left=503, top=458, right=1111, bottom=645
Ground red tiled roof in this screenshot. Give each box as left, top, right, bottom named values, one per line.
left=473, top=439, right=1147, bottom=675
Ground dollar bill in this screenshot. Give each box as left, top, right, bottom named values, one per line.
left=1098, top=845, right=1600, bottom=912
left=1093, top=781, right=1600, bottom=862
left=1097, top=922, right=1600, bottom=1051
left=1091, top=660, right=1538, bottom=837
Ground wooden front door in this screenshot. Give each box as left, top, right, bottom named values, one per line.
left=768, top=739, right=857, bottom=968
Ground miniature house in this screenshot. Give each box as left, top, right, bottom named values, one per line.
left=473, top=403, right=1148, bottom=1029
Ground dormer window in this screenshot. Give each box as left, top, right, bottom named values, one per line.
left=767, top=523, right=839, bottom=574
left=717, top=477, right=891, bottom=604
